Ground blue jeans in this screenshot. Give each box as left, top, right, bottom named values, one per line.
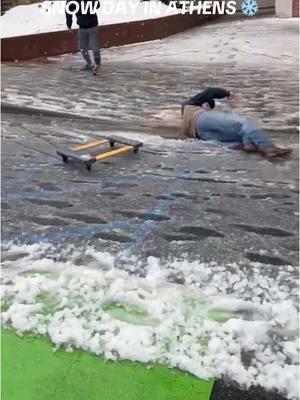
left=196, top=111, right=273, bottom=149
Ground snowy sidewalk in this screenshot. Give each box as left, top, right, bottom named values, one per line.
left=2, top=16, right=299, bottom=139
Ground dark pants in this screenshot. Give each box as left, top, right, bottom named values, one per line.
left=78, top=26, right=101, bottom=66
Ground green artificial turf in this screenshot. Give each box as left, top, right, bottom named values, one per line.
left=1, top=330, right=214, bottom=400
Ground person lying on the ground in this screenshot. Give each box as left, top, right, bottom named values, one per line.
left=180, top=98, right=292, bottom=158
left=145, top=88, right=291, bottom=158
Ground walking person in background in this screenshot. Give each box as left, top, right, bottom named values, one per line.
left=66, top=0, right=101, bottom=75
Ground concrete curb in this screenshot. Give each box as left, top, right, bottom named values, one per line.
left=1, top=101, right=97, bottom=120
left=1, top=102, right=161, bottom=136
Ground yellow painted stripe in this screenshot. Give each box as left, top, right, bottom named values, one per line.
left=72, top=139, right=108, bottom=152
left=95, top=146, right=133, bottom=161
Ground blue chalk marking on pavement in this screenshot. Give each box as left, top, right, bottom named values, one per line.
left=115, top=167, right=193, bottom=263
left=2, top=221, right=131, bottom=245
left=2, top=169, right=42, bottom=191
left=3, top=159, right=194, bottom=253
left=2, top=174, right=176, bottom=203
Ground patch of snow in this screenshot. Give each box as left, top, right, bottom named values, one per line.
left=1, top=0, right=179, bottom=38
left=1, top=243, right=299, bottom=399
left=105, top=17, right=298, bottom=68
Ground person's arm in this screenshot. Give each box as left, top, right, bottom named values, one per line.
left=65, top=0, right=74, bottom=29
left=204, top=87, right=231, bottom=100
left=183, top=87, right=231, bottom=109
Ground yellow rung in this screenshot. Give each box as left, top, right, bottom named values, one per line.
left=95, top=145, right=133, bottom=161
left=72, top=139, right=108, bottom=152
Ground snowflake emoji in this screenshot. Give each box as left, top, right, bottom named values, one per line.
left=241, top=0, right=259, bottom=16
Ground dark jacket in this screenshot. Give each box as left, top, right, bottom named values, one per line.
left=182, top=87, right=230, bottom=113
left=66, top=0, right=100, bottom=29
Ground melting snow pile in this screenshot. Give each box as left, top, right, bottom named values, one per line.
left=1, top=243, right=299, bottom=399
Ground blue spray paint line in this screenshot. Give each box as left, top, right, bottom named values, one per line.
left=115, top=167, right=193, bottom=263
left=2, top=184, right=107, bottom=203
left=2, top=168, right=42, bottom=191
left=2, top=221, right=132, bottom=245
left=3, top=160, right=189, bottom=249
left=3, top=168, right=191, bottom=251
left=2, top=174, right=175, bottom=204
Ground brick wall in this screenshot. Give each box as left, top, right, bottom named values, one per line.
left=293, top=0, right=299, bottom=16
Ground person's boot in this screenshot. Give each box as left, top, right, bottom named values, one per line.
left=229, top=143, right=258, bottom=152
left=261, top=147, right=292, bottom=159
left=81, top=64, right=93, bottom=71
left=243, top=143, right=258, bottom=153
left=228, top=143, right=244, bottom=151
left=93, top=65, right=100, bottom=75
